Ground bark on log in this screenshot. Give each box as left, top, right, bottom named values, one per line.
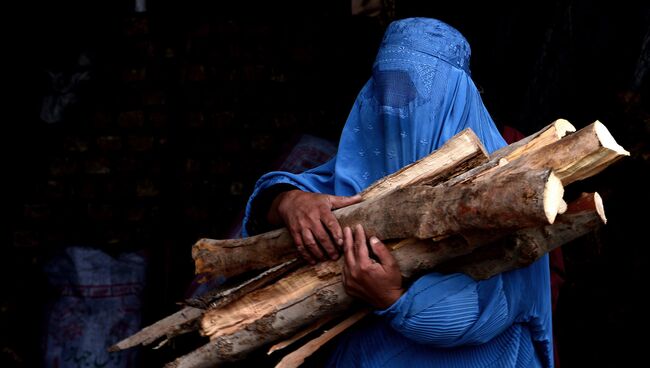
left=194, top=168, right=563, bottom=280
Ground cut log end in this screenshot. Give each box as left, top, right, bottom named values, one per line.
left=594, top=192, right=607, bottom=224
left=594, top=120, right=630, bottom=156
left=553, top=118, right=577, bottom=138
left=543, top=171, right=565, bottom=224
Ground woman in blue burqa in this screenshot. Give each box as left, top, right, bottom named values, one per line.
left=242, top=17, right=553, bottom=367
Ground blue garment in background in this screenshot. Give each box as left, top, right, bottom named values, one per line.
left=242, top=17, right=553, bottom=367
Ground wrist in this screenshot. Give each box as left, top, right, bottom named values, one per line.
left=376, top=288, right=404, bottom=310
left=267, top=189, right=301, bottom=226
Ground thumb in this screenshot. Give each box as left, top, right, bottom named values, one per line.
left=370, top=236, right=396, bottom=267
left=328, top=194, right=363, bottom=209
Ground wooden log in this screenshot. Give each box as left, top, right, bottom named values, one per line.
left=360, top=128, right=488, bottom=199
left=492, top=118, right=576, bottom=162
left=194, top=168, right=563, bottom=280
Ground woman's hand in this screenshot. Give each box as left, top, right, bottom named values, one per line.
left=269, top=190, right=362, bottom=264
left=342, top=224, right=404, bottom=310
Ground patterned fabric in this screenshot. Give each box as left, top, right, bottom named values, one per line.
left=241, top=17, right=554, bottom=367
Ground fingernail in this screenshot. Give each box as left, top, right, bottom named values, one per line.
left=337, top=238, right=343, bottom=245
left=370, top=236, right=379, bottom=244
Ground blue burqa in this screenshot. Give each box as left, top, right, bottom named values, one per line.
left=242, top=17, right=553, bottom=368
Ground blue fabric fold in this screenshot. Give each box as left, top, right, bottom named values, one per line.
left=241, top=17, right=553, bottom=367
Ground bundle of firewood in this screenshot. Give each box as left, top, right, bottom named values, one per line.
left=110, top=119, right=628, bottom=368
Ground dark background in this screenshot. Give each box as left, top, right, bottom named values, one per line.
left=2, top=0, right=649, bottom=367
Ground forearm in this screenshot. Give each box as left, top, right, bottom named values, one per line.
left=245, top=183, right=299, bottom=235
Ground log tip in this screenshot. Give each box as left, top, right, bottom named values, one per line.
left=593, top=120, right=630, bottom=156
left=594, top=192, right=607, bottom=224
left=553, top=118, right=577, bottom=137
left=543, top=171, right=565, bottom=224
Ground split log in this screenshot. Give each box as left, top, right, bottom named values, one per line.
left=194, top=168, right=563, bottom=280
